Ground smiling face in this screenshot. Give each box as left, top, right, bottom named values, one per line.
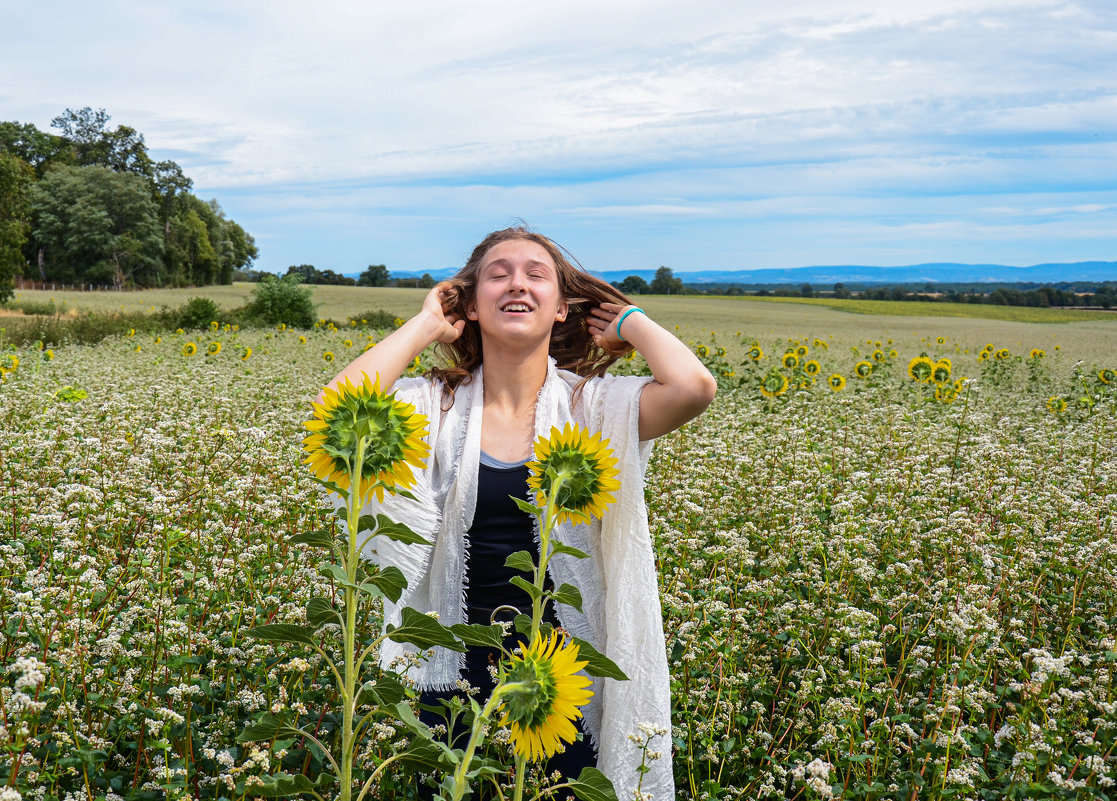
left=466, top=239, right=568, bottom=344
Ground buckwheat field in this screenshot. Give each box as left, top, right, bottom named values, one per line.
left=3, top=297, right=1116, bottom=801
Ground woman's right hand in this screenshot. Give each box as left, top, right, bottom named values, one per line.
left=421, top=282, right=467, bottom=344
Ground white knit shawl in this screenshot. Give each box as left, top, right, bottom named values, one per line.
left=351, top=359, right=675, bottom=800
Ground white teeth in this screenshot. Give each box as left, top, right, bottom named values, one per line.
left=502, top=303, right=531, bottom=312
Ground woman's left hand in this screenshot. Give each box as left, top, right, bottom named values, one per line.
left=587, top=302, right=629, bottom=347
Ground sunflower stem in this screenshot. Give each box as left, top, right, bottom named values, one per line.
left=531, top=474, right=565, bottom=641
left=449, top=683, right=522, bottom=801
left=339, top=436, right=368, bottom=801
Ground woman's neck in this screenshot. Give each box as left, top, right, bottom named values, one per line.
left=481, top=348, right=548, bottom=412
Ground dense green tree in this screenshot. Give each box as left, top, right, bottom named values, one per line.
left=358, top=264, right=391, bottom=287
left=0, top=151, right=33, bottom=301
left=166, top=208, right=218, bottom=286
left=649, top=266, right=683, bottom=295
left=31, top=165, right=163, bottom=288
left=246, top=273, right=317, bottom=327
left=0, top=121, right=72, bottom=177
left=419, top=272, right=435, bottom=288
left=614, top=275, right=650, bottom=295
left=51, top=107, right=153, bottom=178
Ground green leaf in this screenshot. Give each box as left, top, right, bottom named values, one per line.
left=550, top=540, right=591, bottom=560
left=386, top=607, right=466, bottom=652
left=395, top=738, right=447, bottom=772
left=566, top=767, right=619, bottom=801
left=288, top=530, right=336, bottom=550
left=450, top=623, right=506, bottom=649
left=572, top=637, right=628, bottom=681
left=356, top=674, right=407, bottom=707
left=243, top=624, right=317, bottom=648
left=249, top=772, right=336, bottom=797
left=320, top=562, right=354, bottom=588
left=238, top=713, right=296, bottom=742
left=509, top=576, right=542, bottom=601
left=306, top=597, right=341, bottom=629
left=504, top=550, right=537, bottom=573
left=307, top=474, right=346, bottom=497
left=551, top=583, right=584, bottom=613
left=357, top=565, right=407, bottom=603
left=358, top=514, right=431, bottom=546
left=512, top=496, right=544, bottom=517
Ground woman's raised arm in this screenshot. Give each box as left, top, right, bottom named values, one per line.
left=587, top=303, right=717, bottom=441
left=316, top=283, right=464, bottom=403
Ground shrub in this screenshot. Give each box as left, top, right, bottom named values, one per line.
left=244, top=274, right=317, bottom=328
left=176, top=296, right=222, bottom=330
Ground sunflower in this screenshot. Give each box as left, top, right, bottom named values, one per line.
left=720, top=367, right=735, bottom=378
left=978, top=350, right=990, bottom=362
left=715, top=346, right=726, bottom=358
left=747, top=345, right=764, bottom=362
left=760, top=371, right=789, bottom=398
left=934, top=384, right=958, bottom=404
left=277, top=323, right=287, bottom=332
left=343, top=339, right=353, bottom=349
left=932, top=362, right=952, bottom=384
left=795, top=345, right=809, bottom=358
left=936, top=357, right=952, bottom=369
left=526, top=424, right=620, bottom=526
left=908, top=356, right=933, bottom=382
left=1030, top=349, right=1045, bottom=359
left=175, top=328, right=185, bottom=336
left=782, top=352, right=799, bottom=369
left=323, top=351, right=335, bottom=363
left=210, top=321, right=219, bottom=331
left=499, top=630, right=593, bottom=761
left=936, top=336, right=946, bottom=345
left=813, top=338, right=829, bottom=350
left=298, top=335, right=307, bottom=344
left=207, top=341, right=222, bottom=355
left=2, top=354, right=19, bottom=372
left=871, top=349, right=885, bottom=362
left=153, top=337, right=162, bottom=344
left=240, top=346, right=252, bottom=361
left=127, top=328, right=135, bottom=337
left=182, top=342, right=198, bottom=357
left=804, top=359, right=821, bottom=376
left=1099, top=368, right=1115, bottom=385
left=828, top=373, right=846, bottom=391
left=44, top=349, right=54, bottom=361
left=1046, top=395, right=1067, bottom=414
left=696, top=345, right=709, bottom=358
left=854, top=360, right=873, bottom=378
left=994, top=348, right=1010, bottom=360
left=302, top=374, right=430, bottom=503
left=889, top=349, right=898, bottom=359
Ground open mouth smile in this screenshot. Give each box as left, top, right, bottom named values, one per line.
left=500, top=302, right=533, bottom=313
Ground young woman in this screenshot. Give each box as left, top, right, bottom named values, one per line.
left=322, top=227, right=716, bottom=799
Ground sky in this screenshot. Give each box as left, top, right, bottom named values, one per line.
left=3, top=0, right=1117, bottom=276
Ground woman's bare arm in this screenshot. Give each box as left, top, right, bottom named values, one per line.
left=315, top=283, right=464, bottom=403
left=587, top=303, right=717, bottom=441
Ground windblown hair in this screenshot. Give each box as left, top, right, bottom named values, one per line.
left=428, top=227, right=634, bottom=400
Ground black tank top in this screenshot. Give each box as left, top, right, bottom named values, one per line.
left=464, top=454, right=551, bottom=621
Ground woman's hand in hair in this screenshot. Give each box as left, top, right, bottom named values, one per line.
left=586, top=302, right=629, bottom=347
left=421, top=282, right=467, bottom=344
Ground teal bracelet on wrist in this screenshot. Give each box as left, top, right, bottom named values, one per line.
left=616, top=306, right=645, bottom=342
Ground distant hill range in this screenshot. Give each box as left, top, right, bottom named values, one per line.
left=391, top=260, right=1117, bottom=286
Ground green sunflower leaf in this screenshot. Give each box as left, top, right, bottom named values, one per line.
left=243, top=624, right=318, bottom=648
left=356, top=674, right=407, bottom=707
left=509, top=576, right=542, bottom=601
left=572, top=637, right=628, bottom=681
left=566, top=767, right=619, bottom=801
left=504, top=550, right=537, bottom=572
left=357, top=565, right=407, bottom=603
left=551, top=583, right=584, bottom=613
left=511, top=496, right=544, bottom=517
left=550, top=540, right=591, bottom=560
left=244, top=771, right=336, bottom=797
left=307, top=474, right=347, bottom=498
left=394, top=738, right=447, bottom=772
left=306, top=597, right=341, bottom=628
left=386, top=607, right=466, bottom=652
left=450, top=623, right=505, bottom=649
left=367, top=514, right=430, bottom=546
left=237, top=713, right=290, bottom=742
left=288, top=529, right=337, bottom=550
left=320, top=562, right=355, bottom=589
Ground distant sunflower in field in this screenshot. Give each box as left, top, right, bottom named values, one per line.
left=795, top=344, right=809, bottom=358
left=696, top=345, right=709, bottom=358
left=888, top=349, right=898, bottom=359
left=932, top=361, right=952, bottom=384
left=747, top=345, right=764, bottom=362
left=499, top=630, right=593, bottom=762
left=527, top=424, right=620, bottom=526
left=871, top=349, right=885, bottom=362
left=828, top=373, right=846, bottom=391
left=303, top=373, right=430, bottom=502
left=804, top=360, right=821, bottom=376
left=1030, top=349, right=1045, bottom=359
left=908, top=356, right=933, bottom=382
left=1099, top=368, right=1115, bottom=385
left=277, top=323, right=287, bottom=332
left=934, top=383, right=958, bottom=404
left=175, top=328, right=185, bottom=336
left=207, top=341, right=222, bottom=355
left=978, top=350, right=991, bottom=362
left=995, top=348, right=1010, bottom=360
left=343, top=339, right=353, bottom=349
left=854, top=360, right=873, bottom=379
left=240, top=346, right=252, bottom=361
left=1046, top=395, right=1067, bottom=414
left=127, top=328, right=135, bottom=337
left=210, top=321, right=219, bottom=331
left=182, top=342, right=198, bottom=357
left=298, top=335, right=307, bottom=344
left=760, top=371, right=789, bottom=398
left=715, top=346, right=726, bottom=358
left=782, top=352, right=798, bottom=369
left=323, top=351, right=335, bottom=363
left=813, top=338, right=828, bottom=350
left=936, top=336, right=946, bottom=345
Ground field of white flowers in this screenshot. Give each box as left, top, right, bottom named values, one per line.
left=2, top=315, right=1116, bottom=801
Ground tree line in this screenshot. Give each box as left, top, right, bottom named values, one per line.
left=0, top=108, right=258, bottom=302
left=234, top=263, right=437, bottom=289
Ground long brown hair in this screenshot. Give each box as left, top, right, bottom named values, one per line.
left=428, top=226, right=634, bottom=398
